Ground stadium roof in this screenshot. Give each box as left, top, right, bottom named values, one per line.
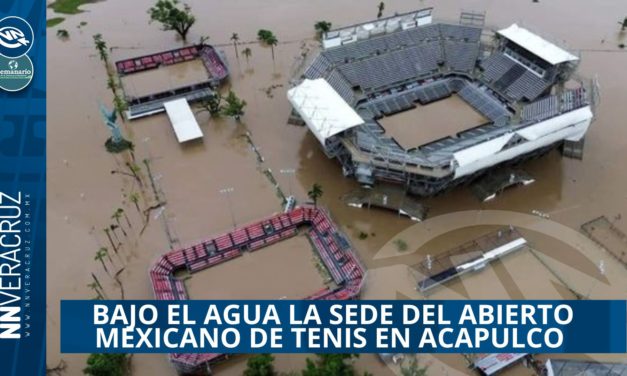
left=287, top=78, right=364, bottom=144
left=498, top=24, right=578, bottom=65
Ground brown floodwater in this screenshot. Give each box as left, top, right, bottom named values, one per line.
left=378, top=95, right=488, bottom=149
left=121, top=59, right=210, bottom=97
left=47, top=0, right=627, bottom=375
left=185, top=234, right=326, bottom=300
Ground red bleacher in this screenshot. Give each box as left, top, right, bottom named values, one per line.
left=115, top=46, right=200, bottom=75
left=148, top=206, right=365, bottom=372
left=115, top=45, right=228, bottom=83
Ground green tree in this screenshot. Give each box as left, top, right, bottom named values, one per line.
left=314, top=21, right=332, bottom=38
left=400, top=357, right=428, bottom=376
left=242, top=47, right=253, bottom=66
left=111, top=210, right=127, bottom=237
left=257, top=29, right=278, bottom=62
left=620, top=17, right=627, bottom=30
left=231, top=32, right=240, bottom=59
left=148, top=0, right=196, bottom=42
left=94, top=248, right=110, bottom=276
left=222, top=90, right=247, bottom=121
left=199, top=94, right=223, bottom=117
left=83, top=353, right=129, bottom=376
left=92, top=34, right=108, bottom=64
left=302, top=354, right=361, bottom=376
left=244, top=353, right=275, bottom=376
left=57, top=29, right=69, bottom=40
left=377, top=2, right=385, bottom=18
left=307, top=183, right=323, bottom=207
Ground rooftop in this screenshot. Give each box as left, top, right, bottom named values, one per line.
left=497, top=24, right=579, bottom=65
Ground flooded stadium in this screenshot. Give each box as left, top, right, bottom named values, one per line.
left=46, top=0, right=627, bottom=375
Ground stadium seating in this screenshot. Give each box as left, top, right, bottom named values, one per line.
left=522, top=95, right=559, bottom=121
left=149, top=206, right=365, bottom=371
left=199, top=46, right=228, bottom=80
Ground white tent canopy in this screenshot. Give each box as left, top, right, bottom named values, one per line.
left=163, top=98, right=203, bottom=143
left=498, top=24, right=578, bottom=65
left=287, top=79, right=364, bottom=144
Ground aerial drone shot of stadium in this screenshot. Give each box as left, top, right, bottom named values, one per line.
left=46, top=0, right=627, bottom=375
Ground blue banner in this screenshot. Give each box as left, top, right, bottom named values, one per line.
left=61, top=300, right=627, bottom=354
left=0, top=1, right=46, bottom=376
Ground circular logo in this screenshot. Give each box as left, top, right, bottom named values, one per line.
left=0, top=16, right=34, bottom=58
left=0, top=55, right=34, bottom=92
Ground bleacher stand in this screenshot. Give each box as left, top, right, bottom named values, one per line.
left=150, top=206, right=365, bottom=374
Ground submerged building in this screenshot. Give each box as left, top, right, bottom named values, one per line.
left=288, top=9, right=598, bottom=196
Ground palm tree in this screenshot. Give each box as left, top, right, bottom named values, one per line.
left=119, top=208, right=132, bottom=228
left=242, top=47, right=252, bottom=66
left=231, top=32, right=240, bottom=59
left=92, top=34, right=109, bottom=64
left=377, top=2, right=385, bottom=18
left=314, top=21, right=332, bottom=38
left=111, top=209, right=127, bottom=237
left=129, top=192, right=141, bottom=215
left=308, top=183, right=323, bottom=207
left=87, top=282, right=103, bottom=300
left=109, top=224, right=122, bottom=243
left=94, top=248, right=111, bottom=276
left=257, top=29, right=278, bottom=63
left=103, top=228, right=118, bottom=254
left=267, top=35, right=278, bottom=63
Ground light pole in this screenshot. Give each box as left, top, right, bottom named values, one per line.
left=220, top=187, right=236, bottom=228
left=280, top=168, right=296, bottom=197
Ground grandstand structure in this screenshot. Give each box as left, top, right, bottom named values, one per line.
left=289, top=8, right=598, bottom=196
left=149, top=206, right=365, bottom=374
left=116, top=44, right=229, bottom=120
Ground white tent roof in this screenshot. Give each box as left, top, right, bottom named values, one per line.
left=498, top=24, right=578, bottom=65
left=287, top=78, right=364, bottom=144
left=163, top=98, right=203, bottom=143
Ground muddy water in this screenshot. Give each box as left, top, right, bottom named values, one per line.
left=121, top=59, right=209, bottom=97
left=186, top=235, right=326, bottom=300
left=378, top=95, right=488, bottom=149
left=47, top=0, right=627, bottom=375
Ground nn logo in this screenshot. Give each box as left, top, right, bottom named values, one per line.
left=0, top=307, right=20, bottom=339
left=0, top=17, right=34, bottom=58
left=0, top=27, right=30, bottom=49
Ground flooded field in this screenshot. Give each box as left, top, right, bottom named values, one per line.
left=121, top=59, right=209, bottom=97
left=379, top=95, right=488, bottom=149
left=46, top=0, right=627, bottom=375
left=185, top=234, right=325, bottom=300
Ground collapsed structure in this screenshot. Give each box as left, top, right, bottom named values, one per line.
left=289, top=9, right=598, bottom=196
left=149, top=206, right=365, bottom=374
